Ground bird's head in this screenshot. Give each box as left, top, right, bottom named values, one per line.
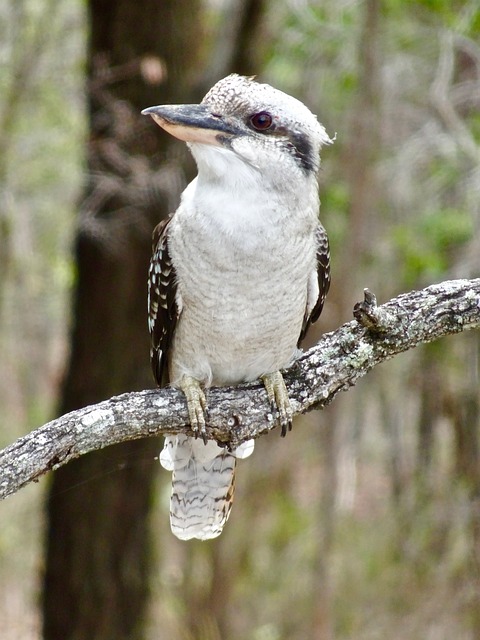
left=142, top=74, right=332, bottom=186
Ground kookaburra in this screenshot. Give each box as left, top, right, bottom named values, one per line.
left=143, top=74, right=332, bottom=540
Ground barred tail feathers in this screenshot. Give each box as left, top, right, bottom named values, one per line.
left=160, top=435, right=253, bottom=541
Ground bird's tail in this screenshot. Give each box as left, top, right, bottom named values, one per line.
left=160, top=434, right=254, bottom=540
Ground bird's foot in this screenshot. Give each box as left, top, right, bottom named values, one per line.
left=261, top=371, right=293, bottom=437
left=179, top=375, right=208, bottom=443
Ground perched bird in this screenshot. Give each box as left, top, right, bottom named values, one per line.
left=143, top=74, right=332, bottom=540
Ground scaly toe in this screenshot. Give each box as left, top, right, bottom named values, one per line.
left=261, top=371, right=293, bottom=437
left=179, top=375, right=208, bottom=440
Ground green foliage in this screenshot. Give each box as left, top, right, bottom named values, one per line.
left=394, top=208, right=473, bottom=286
left=320, top=180, right=350, bottom=251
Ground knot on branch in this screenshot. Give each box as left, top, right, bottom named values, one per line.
left=353, top=288, right=397, bottom=334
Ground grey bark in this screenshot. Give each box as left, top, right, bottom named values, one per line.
left=1, top=278, right=479, bottom=500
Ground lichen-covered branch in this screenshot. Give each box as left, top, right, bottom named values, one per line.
left=1, top=278, right=479, bottom=500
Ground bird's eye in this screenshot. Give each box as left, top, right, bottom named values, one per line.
left=249, top=111, right=273, bottom=131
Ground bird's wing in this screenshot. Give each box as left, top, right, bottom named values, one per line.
left=299, top=223, right=331, bottom=343
left=148, top=216, right=179, bottom=385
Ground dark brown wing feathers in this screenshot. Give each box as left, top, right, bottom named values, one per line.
left=299, top=224, right=330, bottom=344
left=148, top=216, right=178, bottom=385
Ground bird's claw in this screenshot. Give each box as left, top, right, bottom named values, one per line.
left=179, top=375, right=208, bottom=443
left=261, top=371, right=293, bottom=437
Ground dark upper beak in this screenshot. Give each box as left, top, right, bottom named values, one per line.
left=141, top=103, right=239, bottom=144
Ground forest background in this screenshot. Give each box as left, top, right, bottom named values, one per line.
left=0, top=0, right=479, bottom=639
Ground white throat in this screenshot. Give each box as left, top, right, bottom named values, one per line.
left=184, top=142, right=319, bottom=245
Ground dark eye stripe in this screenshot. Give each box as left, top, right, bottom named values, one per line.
left=248, top=113, right=317, bottom=173
left=288, top=130, right=316, bottom=172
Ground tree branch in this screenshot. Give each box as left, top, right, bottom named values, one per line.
left=1, top=278, right=479, bottom=500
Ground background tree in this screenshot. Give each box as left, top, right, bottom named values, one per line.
left=41, top=2, right=202, bottom=638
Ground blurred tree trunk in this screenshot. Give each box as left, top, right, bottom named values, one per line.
left=447, top=334, right=480, bottom=639
left=413, top=344, right=445, bottom=531
left=310, top=419, right=337, bottom=640
left=311, top=1, right=383, bottom=637
left=416, top=348, right=442, bottom=476
left=42, top=2, right=201, bottom=639
left=338, top=0, right=382, bottom=310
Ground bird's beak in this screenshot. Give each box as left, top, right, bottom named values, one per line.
left=142, top=104, right=238, bottom=145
